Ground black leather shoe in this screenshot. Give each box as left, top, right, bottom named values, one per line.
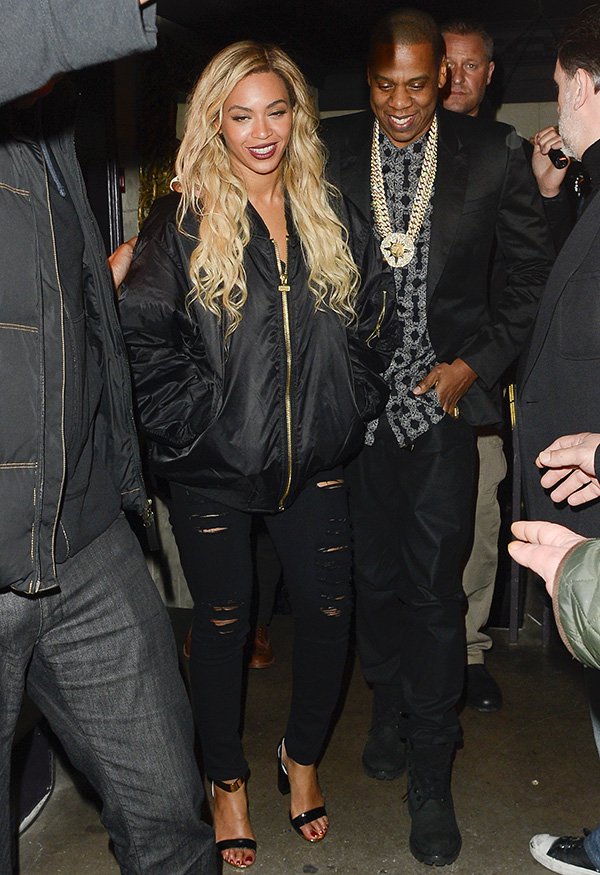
left=466, top=664, right=503, bottom=712
left=530, top=833, right=600, bottom=873
left=362, top=723, right=406, bottom=780
left=406, top=742, right=461, bottom=867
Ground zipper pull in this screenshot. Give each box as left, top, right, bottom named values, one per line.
left=142, top=498, right=160, bottom=551
left=142, top=497, right=154, bottom=527
left=366, top=289, right=388, bottom=347
left=271, top=237, right=289, bottom=292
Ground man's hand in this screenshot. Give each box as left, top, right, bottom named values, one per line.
left=509, top=520, right=586, bottom=597
left=531, top=126, right=570, bottom=198
left=108, top=236, right=137, bottom=293
left=536, top=432, right=600, bottom=506
left=413, top=358, right=477, bottom=415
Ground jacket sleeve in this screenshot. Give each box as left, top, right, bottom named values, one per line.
left=542, top=188, right=577, bottom=254
left=0, top=0, right=156, bottom=106
left=554, top=538, right=600, bottom=670
left=458, top=134, right=555, bottom=389
left=119, top=226, right=216, bottom=450
left=345, top=206, right=397, bottom=421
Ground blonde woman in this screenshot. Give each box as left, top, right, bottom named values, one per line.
left=120, top=41, right=394, bottom=870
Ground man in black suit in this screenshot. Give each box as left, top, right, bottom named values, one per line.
left=322, top=8, right=554, bottom=867
left=514, top=13, right=600, bottom=870
left=518, top=11, right=600, bottom=540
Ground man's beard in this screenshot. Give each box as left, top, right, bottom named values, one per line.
left=558, top=102, right=579, bottom=159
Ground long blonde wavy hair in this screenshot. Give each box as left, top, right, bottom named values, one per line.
left=175, top=41, right=360, bottom=336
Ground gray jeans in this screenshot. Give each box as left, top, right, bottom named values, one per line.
left=1, top=515, right=216, bottom=874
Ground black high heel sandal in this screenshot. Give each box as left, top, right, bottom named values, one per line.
left=211, top=776, right=257, bottom=869
left=277, top=739, right=328, bottom=842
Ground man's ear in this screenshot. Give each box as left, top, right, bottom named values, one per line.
left=438, top=56, right=448, bottom=90
left=574, top=67, right=593, bottom=111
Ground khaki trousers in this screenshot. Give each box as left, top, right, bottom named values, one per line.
left=463, top=433, right=507, bottom=664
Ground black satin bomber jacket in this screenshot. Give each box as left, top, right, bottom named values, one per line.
left=119, top=193, right=396, bottom=513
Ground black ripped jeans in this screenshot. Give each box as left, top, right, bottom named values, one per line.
left=167, top=469, right=352, bottom=781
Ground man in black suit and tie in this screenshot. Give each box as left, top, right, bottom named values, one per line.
left=322, top=8, right=554, bottom=866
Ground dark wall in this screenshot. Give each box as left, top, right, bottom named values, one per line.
left=157, top=1, right=572, bottom=108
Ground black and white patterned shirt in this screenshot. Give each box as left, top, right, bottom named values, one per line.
left=366, top=122, right=444, bottom=448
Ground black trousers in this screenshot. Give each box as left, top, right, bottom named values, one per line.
left=346, top=415, right=476, bottom=746
left=167, top=470, right=352, bottom=781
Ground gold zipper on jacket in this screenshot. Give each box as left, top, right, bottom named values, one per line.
left=272, top=238, right=293, bottom=511
left=365, top=289, right=388, bottom=347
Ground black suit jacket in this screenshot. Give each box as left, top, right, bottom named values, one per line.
left=321, top=108, right=555, bottom=426
left=518, top=191, right=600, bottom=535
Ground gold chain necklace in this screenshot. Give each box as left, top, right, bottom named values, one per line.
left=370, top=115, right=438, bottom=268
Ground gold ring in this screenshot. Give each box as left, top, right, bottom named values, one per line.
left=451, top=406, right=460, bottom=419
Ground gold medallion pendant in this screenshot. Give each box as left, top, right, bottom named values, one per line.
left=380, top=232, right=415, bottom=269
left=370, top=116, right=438, bottom=269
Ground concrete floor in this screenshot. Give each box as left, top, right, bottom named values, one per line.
left=17, top=610, right=600, bottom=875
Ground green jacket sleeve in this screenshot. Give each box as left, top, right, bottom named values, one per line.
left=554, top=539, right=600, bottom=670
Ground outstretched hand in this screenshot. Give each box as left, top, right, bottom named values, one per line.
left=536, top=432, right=600, bottom=506
left=509, top=520, right=586, bottom=597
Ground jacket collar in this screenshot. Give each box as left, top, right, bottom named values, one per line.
left=179, top=197, right=298, bottom=250
left=426, top=108, right=468, bottom=303
left=246, top=197, right=298, bottom=245
left=341, top=108, right=467, bottom=303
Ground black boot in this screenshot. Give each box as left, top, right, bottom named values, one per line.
left=362, top=685, right=406, bottom=780
left=406, top=742, right=461, bottom=866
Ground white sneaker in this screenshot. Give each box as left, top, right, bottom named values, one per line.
left=530, top=833, right=600, bottom=874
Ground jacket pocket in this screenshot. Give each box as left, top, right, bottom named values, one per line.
left=145, top=377, right=219, bottom=449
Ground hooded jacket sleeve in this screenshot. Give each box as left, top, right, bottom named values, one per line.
left=119, top=204, right=216, bottom=449
left=0, top=0, right=156, bottom=106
